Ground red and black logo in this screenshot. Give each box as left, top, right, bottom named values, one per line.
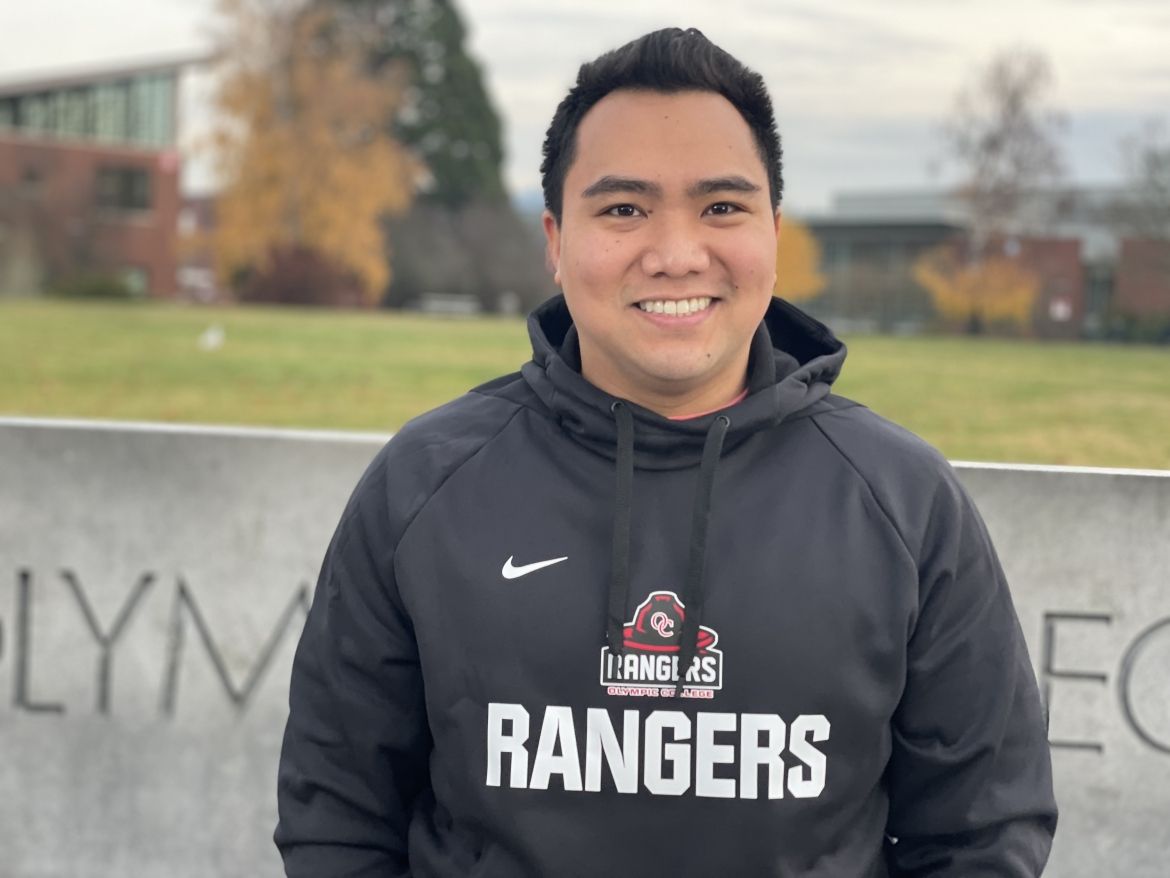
left=600, top=591, right=723, bottom=697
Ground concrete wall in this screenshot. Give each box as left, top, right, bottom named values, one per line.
left=0, top=418, right=1167, bottom=877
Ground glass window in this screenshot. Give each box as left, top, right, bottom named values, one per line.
left=94, top=82, right=131, bottom=142
left=23, top=95, right=47, bottom=133
left=46, top=91, right=63, bottom=135
left=95, top=166, right=152, bottom=211
left=1, top=70, right=179, bottom=146
left=61, top=89, right=88, bottom=139
left=20, top=166, right=44, bottom=198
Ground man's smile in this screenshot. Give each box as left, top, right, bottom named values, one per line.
left=634, top=296, right=715, bottom=316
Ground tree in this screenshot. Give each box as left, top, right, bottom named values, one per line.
left=1109, top=122, right=1170, bottom=340
left=944, top=47, right=1066, bottom=242
left=209, top=0, right=416, bottom=305
left=1115, top=122, right=1170, bottom=240
left=320, top=0, right=553, bottom=311
left=913, top=241, right=1039, bottom=333
left=327, top=0, right=506, bottom=208
left=774, top=217, right=825, bottom=303
left=925, top=47, right=1062, bottom=333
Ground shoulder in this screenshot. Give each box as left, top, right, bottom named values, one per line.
left=349, top=373, right=532, bottom=538
left=805, top=394, right=970, bottom=560
left=809, top=394, right=951, bottom=481
left=387, top=373, right=527, bottom=467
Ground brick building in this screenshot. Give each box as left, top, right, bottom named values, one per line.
left=1114, top=239, right=1170, bottom=320
left=1018, top=237, right=1086, bottom=340
left=0, top=56, right=205, bottom=298
left=802, top=187, right=1170, bottom=338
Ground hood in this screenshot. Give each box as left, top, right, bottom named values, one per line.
left=520, top=294, right=847, bottom=470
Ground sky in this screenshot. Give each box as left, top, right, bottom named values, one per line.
left=1, top=0, right=1167, bottom=214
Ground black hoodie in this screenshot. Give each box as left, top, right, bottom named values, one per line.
left=276, top=296, right=1057, bottom=877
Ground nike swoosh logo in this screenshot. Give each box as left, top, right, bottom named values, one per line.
left=502, top=555, right=568, bottom=580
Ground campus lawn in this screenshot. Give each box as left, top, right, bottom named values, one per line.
left=1, top=298, right=1168, bottom=469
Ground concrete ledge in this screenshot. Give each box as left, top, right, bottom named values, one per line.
left=1, top=418, right=1167, bottom=877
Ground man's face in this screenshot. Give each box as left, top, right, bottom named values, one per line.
left=543, top=89, right=780, bottom=411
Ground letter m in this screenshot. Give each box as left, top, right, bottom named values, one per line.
left=160, top=579, right=311, bottom=716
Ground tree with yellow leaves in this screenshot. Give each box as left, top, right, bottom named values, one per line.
left=913, top=242, right=1039, bottom=333
left=774, top=217, right=825, bottom=303
left=209, top=0, right=416, bottom=305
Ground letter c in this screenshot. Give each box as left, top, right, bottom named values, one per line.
left=1118, top=616, right=1170, bottom=755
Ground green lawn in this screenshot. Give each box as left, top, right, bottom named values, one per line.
left=2, top=299, right=1168, bottom=469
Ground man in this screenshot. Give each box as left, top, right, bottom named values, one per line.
left=276, top=28, right=1057, bottom=877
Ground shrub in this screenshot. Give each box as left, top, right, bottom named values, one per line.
left=49, top=272, right=137, bottom=300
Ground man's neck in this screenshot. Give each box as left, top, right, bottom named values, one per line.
left=580, top=359, right=750, bottom=419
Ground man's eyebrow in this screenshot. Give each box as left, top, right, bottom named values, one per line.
left=687, top=176, right=762, bottom=198
left=581, top=176, right=663, bottom=199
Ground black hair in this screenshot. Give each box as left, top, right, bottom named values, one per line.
left=540, top=27, right=783, bottom=224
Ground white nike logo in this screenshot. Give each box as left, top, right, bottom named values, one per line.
left=501, top=555, right=568, bottom=580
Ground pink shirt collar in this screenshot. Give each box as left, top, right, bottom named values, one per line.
left=666, top=388, right=749, bottom=421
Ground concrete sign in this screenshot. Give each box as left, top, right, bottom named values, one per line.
left=0, top=418, right=1167, bottom=877
left=0, top=419, right=383, bottom=878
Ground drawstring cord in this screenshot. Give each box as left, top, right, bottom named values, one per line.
left=675, top=414, right=730, bottom=696
left=604, top=402, right=730, bottom=697
left=606, top=401, right=635, bottom=657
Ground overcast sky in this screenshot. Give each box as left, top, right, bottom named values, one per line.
left=1, top=0, right=1167, bottom=213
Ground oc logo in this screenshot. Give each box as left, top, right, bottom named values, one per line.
left=650, top=611, right=674, bottom=639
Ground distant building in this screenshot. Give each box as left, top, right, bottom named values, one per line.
left=802, top=186, right=1169, bottom=339
left=803, top=217, right=960, bottom=334
left=0, top=55, right=208, bottom=298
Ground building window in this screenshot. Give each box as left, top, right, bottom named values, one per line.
left=20, top=166, right=44, bottom=198
left=0, top=71, right=176, bottom=147
left=96, top=166, right=152, bottom=211
left=823, top=240, right=851, bottom=271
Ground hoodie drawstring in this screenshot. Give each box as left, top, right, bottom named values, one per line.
left=605, top=402, right=730, bottom=697
left=606, top=401, right=635, bottom=657
left=675, top=414, right=729, bottom=696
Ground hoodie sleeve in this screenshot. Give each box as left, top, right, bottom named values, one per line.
left=884, top=470, right=1058, bottom=877
left=274, top=450, right=430, bottom=877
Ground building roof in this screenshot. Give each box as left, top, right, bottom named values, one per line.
left=829, top=184, right=1132, bottom=222
left=0, top=52, right=214, bottom=99
left=823, top=184, right=1135, bottom=261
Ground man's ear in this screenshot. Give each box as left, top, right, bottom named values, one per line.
left=774, top=206, right=783, bottom=237
left=542, top=210, right=562, bottom=285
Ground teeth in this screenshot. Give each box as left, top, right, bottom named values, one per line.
left=637, top=296, right=713, bottom=317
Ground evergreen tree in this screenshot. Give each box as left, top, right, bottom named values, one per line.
left=324, top=0, right=553, bottom=310
left=331, top=0, right=507, bottom=207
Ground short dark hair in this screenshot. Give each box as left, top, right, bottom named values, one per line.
left=540, top=28, right=783, bottom=224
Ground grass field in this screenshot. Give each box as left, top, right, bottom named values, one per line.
left=2, top=298, right=1169, bottom=469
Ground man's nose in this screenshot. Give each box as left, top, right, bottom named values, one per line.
left=640, top=217, right=711, bottom=277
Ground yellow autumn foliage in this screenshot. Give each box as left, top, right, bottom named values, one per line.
left=775, top=217, right=826, bottom=303
left=913, top=245, right=1039, bottom=330
left=210, top=0, right=415, bottom=305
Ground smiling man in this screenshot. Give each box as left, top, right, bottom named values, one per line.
left=276, top=28, right=1057, bottom=877
left=543, top=88, right=779, bottom=417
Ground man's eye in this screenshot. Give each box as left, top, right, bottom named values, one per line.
left=706, top=202, right=742, bottom=216
left=604, top=204, right=642, bottom=218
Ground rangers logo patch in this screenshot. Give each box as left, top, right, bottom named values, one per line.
left=600, top=591, right=723, bottom=698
